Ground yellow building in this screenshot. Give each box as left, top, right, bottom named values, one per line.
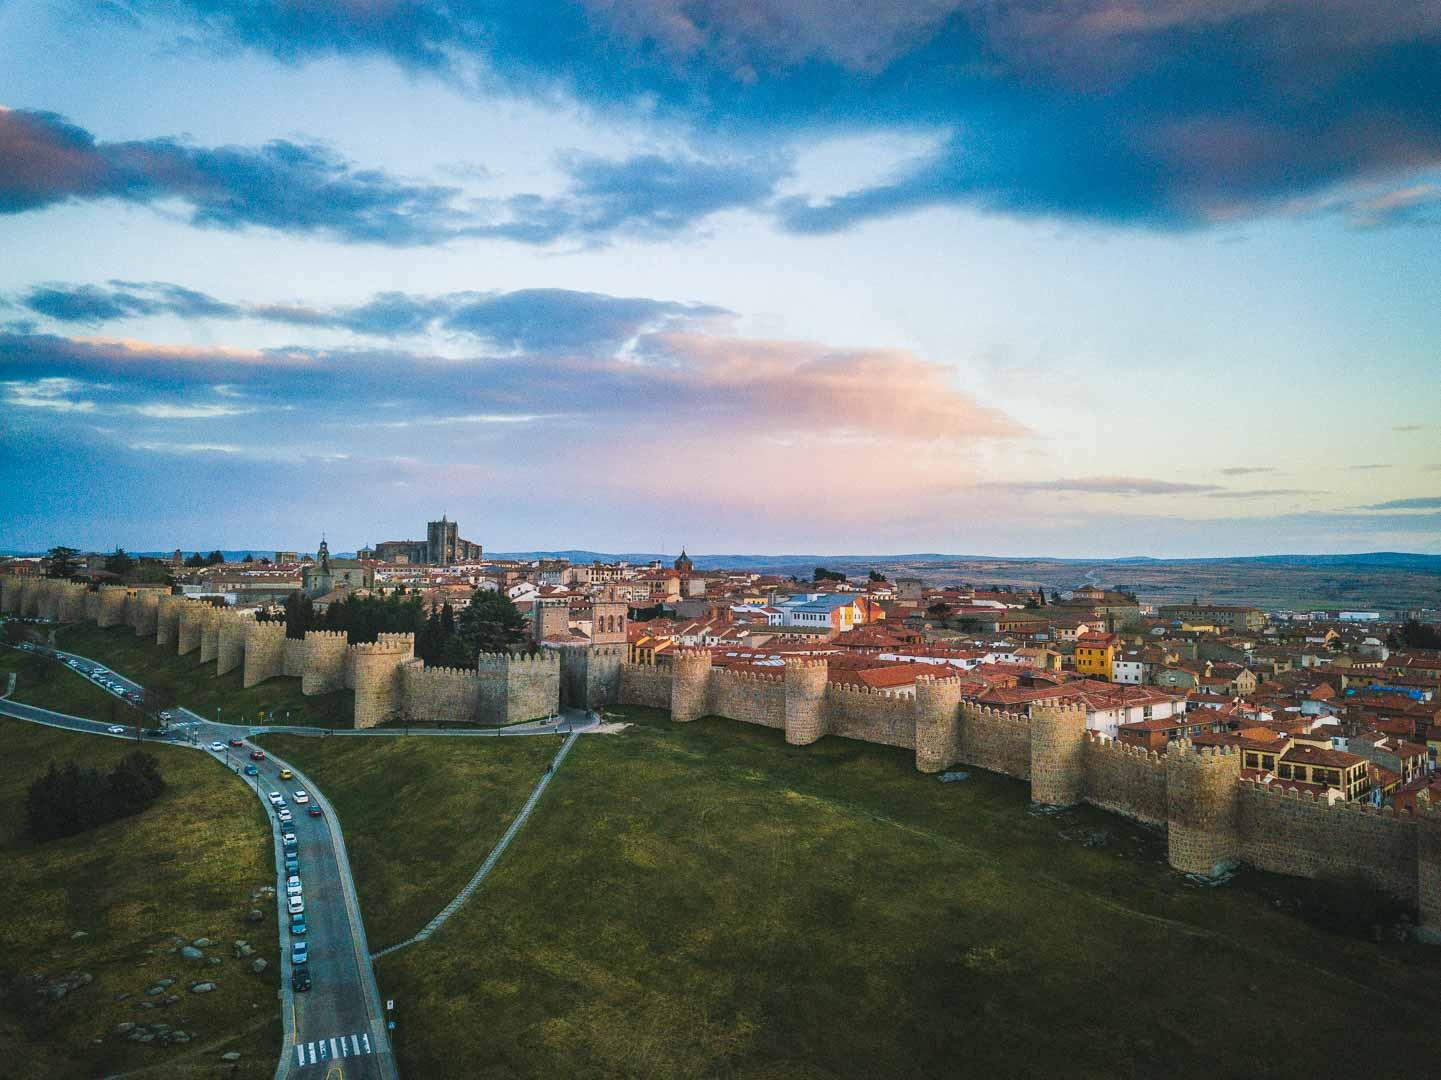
left=1074, top=632, right=1118, bottom=680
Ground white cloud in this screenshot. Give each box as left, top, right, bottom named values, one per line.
left=1, top=376, right=99, bottom=413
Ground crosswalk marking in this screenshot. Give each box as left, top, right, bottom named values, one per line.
left=295, top=1032, right=373, bottom=1070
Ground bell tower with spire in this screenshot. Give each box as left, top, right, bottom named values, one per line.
left=674, top=548, right=693, bottom=574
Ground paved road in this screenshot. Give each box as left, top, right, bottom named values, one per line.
left=0, top=642, right=399, bottom=1080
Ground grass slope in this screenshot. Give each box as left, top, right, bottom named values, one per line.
left=0, top=645, right=133, bottom=722
left=363, top=708, right=1440, bottom=1079
left=56, top=623, right=353, bottom=728
left=0, top=718, right=280, bottom=1078
left=256, top=733, right=557, bottom=950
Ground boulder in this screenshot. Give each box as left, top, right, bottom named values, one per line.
left=192, top=937, right=214, bottom=947
left=188, top=981, right=217, bottom=994
left=113, top=1022, right=136, bottom=1036
left=172, top=1031, right=191, bottom=1043
left=249, top=958, right=267, bottom=974
left=208, top=957, right=223, bottom=965
left=70, top=930, right=88, bottom=940
left=137, top=1000, right=156, bottom=1010
left=146, top=986, right=166, bottom=997
left=180, top=946, right=204, bottom=961
left=164, top=995, right=180, bottom=1006
left=246, top=909, right=264, bottom=924
left=156, top=977, right=177, bottom=988
left=237, top=944, right=255, bottom=959
left=221, top=1051, right=241, bottom=1061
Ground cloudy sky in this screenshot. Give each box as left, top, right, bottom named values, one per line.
left=2, top=1, right=1439, bottom=558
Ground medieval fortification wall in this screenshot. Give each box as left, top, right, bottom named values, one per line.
left=0, top=580, right=560, bottom=730
left=610, top=650, right=1441, bottom=939
left=5, top=576, right=1437, bottom=939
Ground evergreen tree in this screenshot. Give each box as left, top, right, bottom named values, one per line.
left=456, top=589, right=528, bottom=655
left=45, top=546, right=81, bottom=579
left=205, top=550, right=225, bottom=566
left=104, top=547, right=135, bottom=578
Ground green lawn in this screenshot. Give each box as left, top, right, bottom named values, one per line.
left=0, top=644, right=133, bottom=723
left=0, top=717, right=281, bottom=1078
left=54, top=623, right=353, bottom=728
left=256, top=733, right=557, bottom=950
left=347, top=707, right=1438, bottom=1080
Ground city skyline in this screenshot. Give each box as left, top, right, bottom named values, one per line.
left=3, top=3, right=1440, bottom=557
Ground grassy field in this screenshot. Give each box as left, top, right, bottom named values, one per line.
left=326, top=706, right=1440, bottom=1080
left=53, top=623, right=353, bottom=728
left=0, top=717, right=281, bottom=1078
left=0, top=643, right=134, bottom=723
left=257, top=733, right=558, bottom=950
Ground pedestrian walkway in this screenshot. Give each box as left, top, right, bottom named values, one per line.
left=295, top=1031, right=373, bottom=1068
left=373, top=731, right=580, bottom=959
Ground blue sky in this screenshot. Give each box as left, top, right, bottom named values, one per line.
left=1, top=1, right=1439, bottom=557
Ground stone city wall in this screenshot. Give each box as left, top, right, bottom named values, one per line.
left=1082, top=733, right=1169, bottom=826
left=708, top=667, right=787, bottom=729
left=242, top=621, right=287, bottom=688
left=618, top=662, right=672, bottom=710
left=474, top=651, right=559, bottom=725
left=282, top=635, right=306, bottom=678
left=401, top=662, right=482, bottom=723
left=958, top=703, right=1033, bottom=781
left=1239, top=781, right=1419, bottom=905
left=826, top=683, right=916, bottom=749
left=302, top=630, right=349, bottom=695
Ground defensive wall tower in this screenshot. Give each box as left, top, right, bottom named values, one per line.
left=37, top=580, right=61, bottom=621
left=215, top=610, right=252, bottom=676
left=200, top=616, right=221, bottom=664
left=351, top=633, right=415, bottom=729
left=1166, top=740, right=1242, bottom=877
left=56, top=582, right=87, bottom=623
left=669, top=649, right=714, bottom=723
left=302, top=630, right=349, bottom=695
left=83, top=587, right=100, bottom=622
left=914, top=674, right=964, bottom=773
left=129, top=591, right=159, bottom=636
left=282, top=635, right=306, bottom=678
left=0, top=578, right=17, bottom=614
left=177, top=601, right=215, bottom=656
left=22, top=578, right=43, bottom=617
left=97, top=585, right=128, bottom=628
left=783, top=657, right=830, bottom=746
left=155, top=593, right=187, bottom=648
left=1029, top=701, right=1088, bottom=806
left=242, top=620, right=287, bottom=688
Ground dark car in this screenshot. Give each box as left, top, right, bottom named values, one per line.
left=307, top=805, right=322, bottom=817
left=291, top=963, right=311, bottom=992
left=285, top=856, right=299, bottom=874
left=243, top=764, right=259, bottom=776
left=290, top=913, right=307, bottom=936
left=249, top=750, right=265, bottom=761
left=143, top=728, right=165, bottom=738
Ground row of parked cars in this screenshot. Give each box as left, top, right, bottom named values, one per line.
left=271, top=792, right=316, bottom=992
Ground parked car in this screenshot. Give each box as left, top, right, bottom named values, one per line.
left=287, top=895, right=304, bottom=915
left=293, top=790, right=309, bottom=804
left=282, top=832, right=297, bottom=850
left=143, top=728, right=164, bottom=738
left=284, top=855, right=299, bottom=874
left=290, top=913, right=307, bottom=936
left=286, top=875, right=302, bottom=897
left=160, top=711, right=174, bottom=721
left=277, top=809, right=293, bottom=824
left=267, top=791, right=285, bottom=806
left=291, top=963, right=311, bottom=992
left=291, top=941, right=309, bottom=965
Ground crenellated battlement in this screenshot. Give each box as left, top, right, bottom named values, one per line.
left=711, top=667, right=784, bottom=685
left=349, top=635, right=415, bottom=655
left=304, top=629, right=348, bottom=641
left=829, top=682, right=907, bottom=700
left=476, top=650, right=558, bottom=668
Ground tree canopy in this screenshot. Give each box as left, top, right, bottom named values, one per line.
left=25, top=751, right=166, bottom=842
left=45, top=545, right=80, bottom=579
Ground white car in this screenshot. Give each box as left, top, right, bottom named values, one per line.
left=286, top=875, right=303, bottom=896
left=293, top=790, right=309, bottom=804
left=267, top=792, right=285, bottom=806
left=277, top=809, right=293, bottom=824
left=287, top=895, right=304, bottom=915
left=107, top=725, right=126, bottom=734
left=210, top=741, right=225, bottom=752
